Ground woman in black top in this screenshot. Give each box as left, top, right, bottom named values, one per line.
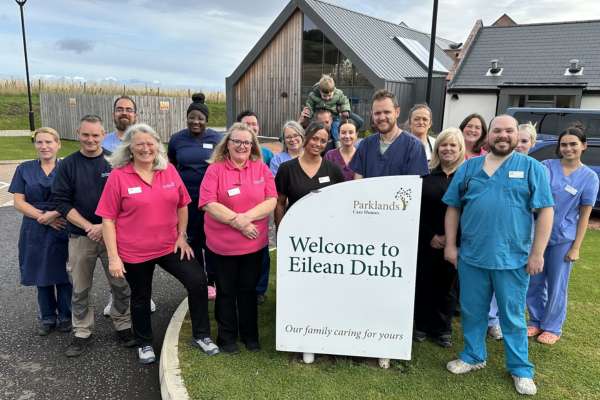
left=413, top=127, right=466, bottom=348
left=274, top=122, right=345, bottom=229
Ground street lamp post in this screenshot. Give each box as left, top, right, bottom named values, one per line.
left=15, top=0, right=36, bottom=143
left=425, top=0, right=439, bottom=106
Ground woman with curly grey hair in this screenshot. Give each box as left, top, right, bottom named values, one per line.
left=97, top=123, right=218, bottom=364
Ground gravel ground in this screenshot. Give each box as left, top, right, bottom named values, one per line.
left=0, top=206, right=277, bottom=400
left=0, top=207, right=187, bottom=400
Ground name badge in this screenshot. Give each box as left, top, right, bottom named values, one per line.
left=319, top=176, right=331, bottom=184
left=203, top=143, right=213, bottom=149
left=228, top=188, right=241, bottom=196
left=509, top=171, right=524, bottom=179
left=565, top=185, right=578, bottom=195
left=128, top=187, right=142, bottom=194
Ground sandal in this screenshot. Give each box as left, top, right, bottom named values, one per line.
left=208, top=286, right=216, bottom=300
left=537, top=331, right=560, bottom=344
left=527, top=326, right=543, bottom=337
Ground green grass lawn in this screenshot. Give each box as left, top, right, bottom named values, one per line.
left=179, top=230, right=600, bottom=399
left=0, top=94, right=226, bottom=131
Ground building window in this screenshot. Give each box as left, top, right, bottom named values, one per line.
left=302, top=14, right=374, bottom=131
left=509, top=94, right=575, bottom=109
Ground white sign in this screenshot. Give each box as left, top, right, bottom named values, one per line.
left=276, top=176, right=422, bottom=360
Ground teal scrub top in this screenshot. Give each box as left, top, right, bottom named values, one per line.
left=443, top=152, right=554, bottom=270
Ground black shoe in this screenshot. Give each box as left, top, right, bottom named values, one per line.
left=437, top=335, right=453, bottom=348
left=220, top=343, right=240, bottom=355
left=412, top=329, right=427, bottom=343
left=245, top=342, right=262, bottom=352
left=257, top=293, right=265, bottom=305
left=38, top=323, right=55, bottom=336
left=117, top=329, right=137, bottom=347
left=58, top=320, right=72, bottom=333
left=65, top=335, right=93, bottom=357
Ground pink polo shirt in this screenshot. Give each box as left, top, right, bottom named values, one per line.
left=96, top=162, right=191, bottom=264
left=199, top=158, right=277, bottom=256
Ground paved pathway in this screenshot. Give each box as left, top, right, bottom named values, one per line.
left=0, top=206, right=189, bottom=400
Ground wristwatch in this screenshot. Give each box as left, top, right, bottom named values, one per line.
left=179, top=232, right=188, bottom=238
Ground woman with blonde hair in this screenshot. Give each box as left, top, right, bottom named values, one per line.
left=97, top=124, right=217, bottom=364
left=413, top=127, right=465, bottom=348
left=9, top=127, right=71, bottom=336
left=199, top=123, right=277, bottom=355
left=516, top=122, right=537, bottom=155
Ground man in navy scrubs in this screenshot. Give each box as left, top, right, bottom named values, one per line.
left=349, top=90, right=429, bottom=179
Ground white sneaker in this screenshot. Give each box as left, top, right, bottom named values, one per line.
left=487, top=324, right=503, bottom=340
left=138, top=346, right=156, bottom=364
left=103, top=294, right=113, bottom=316
left=512, top=374, right=537, bottom=395
left=446, top=359, right=486, bottom=374
left=191, top=337, right=219, bottom=355
left=150, top=299, right=156, bottom=313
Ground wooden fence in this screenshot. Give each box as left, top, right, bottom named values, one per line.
left=40, top=93, right=200, bottom=142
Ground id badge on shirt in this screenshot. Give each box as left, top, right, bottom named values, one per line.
left=203, top=143, right=213, bottom=149
left=565, top=185, right=578, bottom=195
left=228, top=188, right=241, bottom=196
left=319, top=176, right=331, bottom=184
left=128, top=187, right=142, bottom=194
left=509, top=171, right=524, bottom=179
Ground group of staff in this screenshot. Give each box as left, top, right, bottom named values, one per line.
left=10, top=86, right=598, bottom=395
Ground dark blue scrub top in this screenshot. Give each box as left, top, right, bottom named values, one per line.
left=167, top=128, right=223, bottom=197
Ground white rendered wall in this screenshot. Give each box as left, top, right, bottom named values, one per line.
left=580, top=96, right=600, bottom=110
left=442, top=93, right=497, bottom=130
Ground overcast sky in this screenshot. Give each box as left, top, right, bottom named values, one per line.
left=1, top=0, right=599, bottom=89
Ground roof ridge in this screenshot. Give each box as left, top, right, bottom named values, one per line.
left=484, top=18, right=600, bottom=29
left=307, top=0, right=415, bottom=29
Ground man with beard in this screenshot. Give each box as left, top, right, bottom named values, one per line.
left=442, top=115, right=554, bottom=396
left=101, top=96, right=138, bottom=152
left=349, top=90, right=429, bottom=179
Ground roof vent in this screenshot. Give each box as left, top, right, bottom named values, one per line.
left=565, top=59, right=584, bottom=75
left=449, top=42, right=463, bottom=49
left=486, top=60, right=503, bottom=76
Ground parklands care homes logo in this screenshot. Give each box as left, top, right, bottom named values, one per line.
left=353, top=187, right=412, bottom=215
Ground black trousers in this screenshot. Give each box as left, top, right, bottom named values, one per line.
left=210, top=248, right=263, bottom=346
left=414, top=245, right=459, bottom=336
left=124, top=249, right=210, bottom=347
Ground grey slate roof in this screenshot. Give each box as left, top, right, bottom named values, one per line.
left=450, top=20, right=600, bottom=91
left=305, top=0, right=454, bottom=82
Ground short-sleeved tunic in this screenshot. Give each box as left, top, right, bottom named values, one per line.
left=348, top=131, right=429, bottom=178
left=324, top=148, right=355, bottom=181
left=442, top=152, right=554, bottom=270
left=8, top=160, right=69, bottom=286
left=542, top=159, right=599, bottom=246
left=275, top=157, right=345, bottom=209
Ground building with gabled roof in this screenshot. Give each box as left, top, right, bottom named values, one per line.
left=443, top=19, right=600, bottom=130
left=226, top=0, right=455, bottom=136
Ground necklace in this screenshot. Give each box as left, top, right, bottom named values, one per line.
left=380, top=129, right=400, bottom=144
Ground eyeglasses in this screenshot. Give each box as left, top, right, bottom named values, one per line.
left=228, top=139, right=253, bottom=147
left=284, top=133, right=301, bottom=141
left=245, top=122, right=258, bottom=127
left=115, top=107, right=135, bottom=114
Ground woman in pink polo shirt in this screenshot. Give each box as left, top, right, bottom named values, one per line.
left=96, top=124, right=218, bottom=364
left=199, top=122, right=277, bottom=355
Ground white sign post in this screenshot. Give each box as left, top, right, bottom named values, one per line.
left=276, top=176, right=422, bottom=366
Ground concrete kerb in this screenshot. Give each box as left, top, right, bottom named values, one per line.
left=160, top=297, right=191, bottom=400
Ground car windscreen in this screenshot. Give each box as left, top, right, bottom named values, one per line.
left=513, top=111, right=600, bottom=139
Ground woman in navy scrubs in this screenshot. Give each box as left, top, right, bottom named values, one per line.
left=168, top=93, right=222, bottom=287
left=9, top=127, right=72, bottom=336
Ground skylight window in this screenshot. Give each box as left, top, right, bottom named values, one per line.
left=395, top=37, right=449, bottom=73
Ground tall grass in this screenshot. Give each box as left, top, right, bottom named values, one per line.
left=0, top=77, right=226, bottom=103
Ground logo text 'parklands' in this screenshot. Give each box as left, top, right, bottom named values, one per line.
left=353, top=187, right=412, bottom=213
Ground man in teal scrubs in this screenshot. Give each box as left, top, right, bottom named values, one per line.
left=442, top=115, right=554, bottom=396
